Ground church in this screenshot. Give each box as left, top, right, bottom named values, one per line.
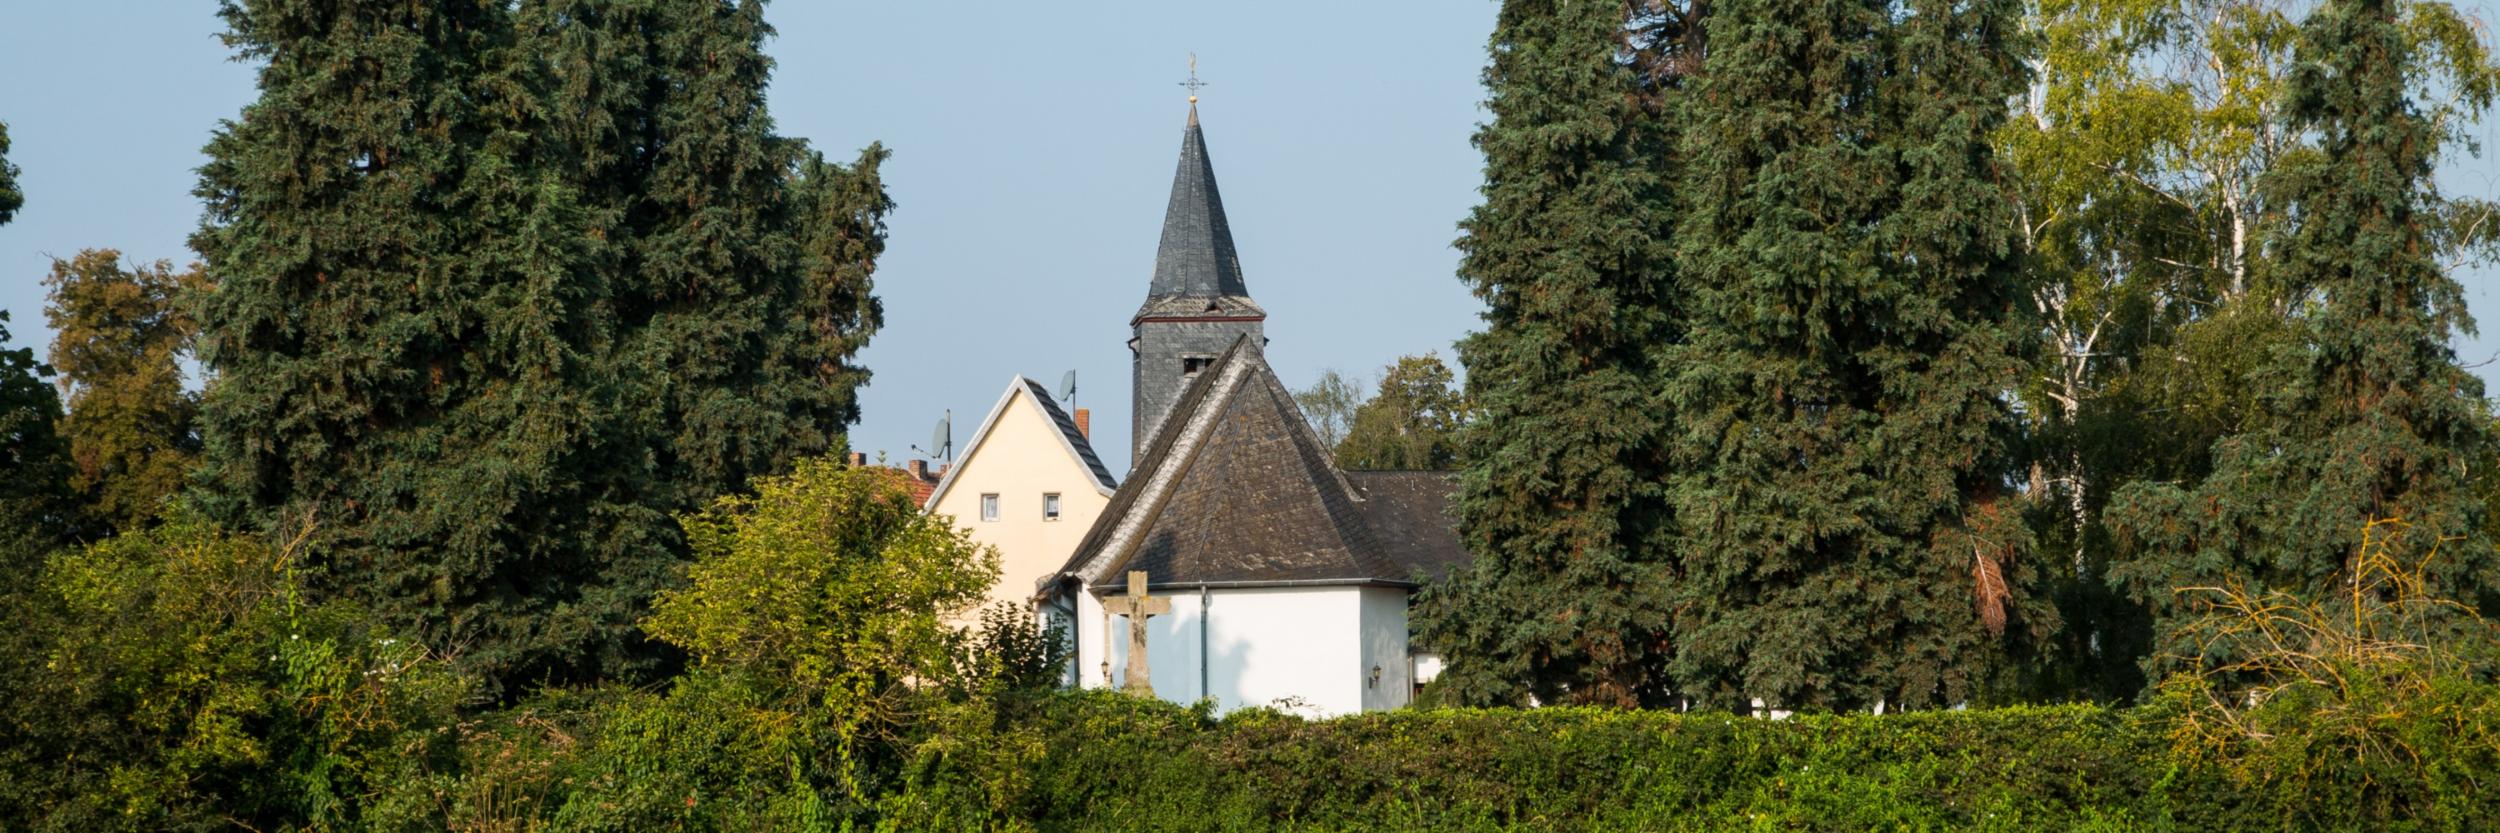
left=1011, top=100, right=1467, bottom=716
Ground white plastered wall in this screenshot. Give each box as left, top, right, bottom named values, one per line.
left=1092, top=585, right=1390, bottom=717
left=1359, top=586, right=1414, bottom=711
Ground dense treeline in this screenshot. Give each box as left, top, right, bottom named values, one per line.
left=1419, top=0, right=2500, bottom=711
left=1, top=0, right=2499, bottom=827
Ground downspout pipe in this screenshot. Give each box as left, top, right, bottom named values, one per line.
left=1199, top=585, right=1211, bottom=704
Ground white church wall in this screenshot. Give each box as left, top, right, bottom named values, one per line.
left=1094, top=585, right=1371, bottom=716
left=1357, top=586, right=1413, bottom=711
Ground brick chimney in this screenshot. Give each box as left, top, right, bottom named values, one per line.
left=907, top=459, right=927, bottom=479
left=848, top=451, right=867, bottom=467
left=1074, top=408, right=1091, bottom=439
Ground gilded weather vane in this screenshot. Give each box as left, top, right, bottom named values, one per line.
left=1179, top=53, right=1208, bottom=104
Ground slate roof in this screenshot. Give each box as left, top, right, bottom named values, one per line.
left=1136, top=105, right=1263, bottom=323
left=922, top=376, right=1118, bottom=512
left=1019, top=377, right=1118, bottom=490
left=1052, top=337, right=1464, bottom=593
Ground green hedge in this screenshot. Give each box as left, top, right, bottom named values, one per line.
left=886, top=685, right=2500, bottom=832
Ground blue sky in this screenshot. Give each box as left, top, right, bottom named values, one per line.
left=1, top=1, right=2495, bottom=477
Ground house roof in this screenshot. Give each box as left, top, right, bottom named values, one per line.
left=849, top=452, right=943, bottom=504
left=1051, top=337, right=1463, bottom=593
left=1136, top=105, right=1262, bottom=323
left=923, top=375, right=1118, bottom=512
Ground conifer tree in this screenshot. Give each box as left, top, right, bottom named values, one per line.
left=0, top=132, right=76, bottom=568
left=2107, top=0, right=2499, bottom=666
left=1662, top=0, right=2042, bottom=711
left=526, top=0, right=888, bottom=513
left=44, top=251, right=204, bottom=532
left=192, top=0, right=620, bottom=690
left=0, top=121, right=21, bottom=224
left=0, top=312, right=75, bottom=569
left=1416, top=0, right=1684, bottom=708
left=193, top=1, right=888, bottom=692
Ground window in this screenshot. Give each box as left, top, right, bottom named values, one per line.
left=1043, top=493, right=1062, bottom=521
left=980, top=493, right=999, bottom=522
left=1182, top=356, right=1214, bottom=375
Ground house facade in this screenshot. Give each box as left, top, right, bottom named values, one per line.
left=924, top=378, right=1118, bottom=620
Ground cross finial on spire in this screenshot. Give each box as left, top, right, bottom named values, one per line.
left=1179, top=52, right=1208, bottom=104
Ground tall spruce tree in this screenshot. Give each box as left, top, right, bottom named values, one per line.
left=196, top=1, right=888, bottom=694
left=527, top=0, right=887, bottom=499
left=44, top=251, right=205, bottom=532
left=192, top=0, right=626, bottom=691
left=2106, top=0, right=2499, bottom=668
left=1415, top=0, right=1684, bottom=708
left=1662, top=0, right=2043, bottom=711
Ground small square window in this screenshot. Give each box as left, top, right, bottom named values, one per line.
left=1043, top=493, right=1062, bottom=521
left=1182, top=356, right=1214, bottom=375
left=980, top=493, right=999, bottom=522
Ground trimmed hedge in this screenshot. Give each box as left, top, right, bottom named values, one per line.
left=889, top=685, right=2500, bottom=832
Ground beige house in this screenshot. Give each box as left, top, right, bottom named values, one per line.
left=924, top=377, right=1119, bottom=618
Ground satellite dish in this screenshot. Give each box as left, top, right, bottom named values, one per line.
left=1058, top=370, right=1078, bottom=403
left=912, top=410, right=953, bottom=461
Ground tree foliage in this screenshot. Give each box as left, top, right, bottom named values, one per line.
left=0, top=514, right=461, bottom=832
left=2107, top=0, right=2500, bottom=677
left=0, top=311, right=75, bottom=570
left=0, top=120, right=21, bottom=225
left=1294, top=368, right=1365, bottom=449
left=192, top=0, right=889, bottom=695
left=43, top=250, right=203, bottom=532
left=1999, top=0, right=2500, bottom=703
left=1335, top=353, right=1465, bottom=471
left=1662, top=0, right=2046, bottom=710
left=1418, top=0, right=1684, bottom=708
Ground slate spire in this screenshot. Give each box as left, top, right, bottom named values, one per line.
left=1144, top=104, right=1253, bottom=305
left=1131, top=102, right=1266, bottom=462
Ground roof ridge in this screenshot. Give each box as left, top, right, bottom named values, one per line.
left=1054, top=335, right=1258, bottom=585
left=922, top=375, right=1117, bottom=512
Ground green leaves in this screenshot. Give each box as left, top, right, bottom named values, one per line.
left=1335, top=354, right=1467, bottom=472
left=2107, top=0, right=2500, bottom=685
left=41, top=250, right=203, bottom=534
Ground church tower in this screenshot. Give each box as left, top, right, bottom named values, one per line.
left=1130, top=101, right=1263, bottom=463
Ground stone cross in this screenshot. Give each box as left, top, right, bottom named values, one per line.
left=1106, top=570, right=1170, bottom=696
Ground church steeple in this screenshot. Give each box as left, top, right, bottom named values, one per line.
left=1131, top=98, right=1266, bottom=465
left=1139, top=104, right=1254, bottom=308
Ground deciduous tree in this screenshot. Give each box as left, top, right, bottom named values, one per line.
left=1335, top=354, right=1465, bottom=471
left=43, top=250, right=203, bottom=531
left=2107, top=0, right=2500, bottom=674
left=1294, top=369, right=1364, bottom=449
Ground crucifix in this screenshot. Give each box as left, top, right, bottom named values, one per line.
left=1178, top=53, right=1209, bottom=104
left=1105, top=570, right=1170, bottom=696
